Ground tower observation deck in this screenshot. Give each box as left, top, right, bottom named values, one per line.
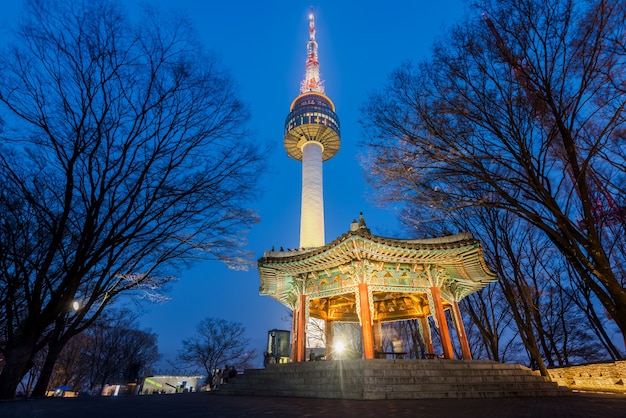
left=284, top=93, right=340, bottom=162
left=285, top=9, right=340, bottom=248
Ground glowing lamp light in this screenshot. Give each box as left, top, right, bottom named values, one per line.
left=71, top=300, right=80, bottom=311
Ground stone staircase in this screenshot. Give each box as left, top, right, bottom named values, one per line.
left=219, top=359, right=571, bottom=400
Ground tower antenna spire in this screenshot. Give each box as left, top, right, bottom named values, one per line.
left=301, top=7, right=324, bottom=93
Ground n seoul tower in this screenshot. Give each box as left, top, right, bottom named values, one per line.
left=284, top=8, right=340, bottom=249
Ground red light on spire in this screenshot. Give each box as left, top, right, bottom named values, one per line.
left=301, top=7, right=324, bottom=94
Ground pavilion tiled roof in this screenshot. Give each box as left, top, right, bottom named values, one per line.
left=259, top=222, right=497, bottom=306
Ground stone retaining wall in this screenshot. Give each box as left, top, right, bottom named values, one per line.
left=548, top=361, right=626, bottom=393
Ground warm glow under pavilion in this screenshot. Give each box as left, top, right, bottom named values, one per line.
left=258, top=216, right=498, bottom=362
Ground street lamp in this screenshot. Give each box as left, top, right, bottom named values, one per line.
left=63, top=300, right=81, bottom=332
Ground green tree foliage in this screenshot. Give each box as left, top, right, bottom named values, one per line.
left=0, top=0, right=264, bottom=398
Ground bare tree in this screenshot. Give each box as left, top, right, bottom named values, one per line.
left=332, top=323, right=364, bottom=359
left=381, top=320, right=427, bottom=359
left=0, top=0, right=263, bottom=398
left=476, top=211, right=612, bottom=373
left=462, top=285, right=515, bottom=362
left=409, top=203, right=614, bottom=373
left=15, top=350, right=45, bottom=397
left=558, top=263, right=622, bottom=359
left=360, top=0, right=626, bottom=350
left=47, top=333, right=91, bottom=394
left=82, top=310, right=160, bottom=395
left=177, top=317, right=256, bottom=380
left=305, top=318, right=326, bottom=349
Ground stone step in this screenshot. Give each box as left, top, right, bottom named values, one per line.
left=229, top=374, right=546, bottom=382
left=235, top=372, right=552, bottom=384
left=221, top=387, right=569, bottom=400
left=263, top=375, right=544, bottom=383
left=219, top=359, right=570, bottom=400
left=230, top=379, right=562, bottom=391
left=240, top=362, right=537, bottom=376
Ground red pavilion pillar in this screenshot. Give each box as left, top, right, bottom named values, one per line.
left=358, top=283, right=375, bottom=359
left=295, top=294, right=307, bottom=362
left=452, top=301, right=472, bottom=360
left=431, top=286, right=454, bottom=359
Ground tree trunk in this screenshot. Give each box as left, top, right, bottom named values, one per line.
left=586, top=301, right=622, bottom=359
left=0, top=335, right=38, bottom=399
left=31, top=334, right=65, bottom=397
left=498, top=279, right=550, bottom=376
left=463, top=295, right=502, bottom=361
left=407, top=319, right=426, bottom=359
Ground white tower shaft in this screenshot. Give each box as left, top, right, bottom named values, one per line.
left=300, top=142, right=325, bottom=248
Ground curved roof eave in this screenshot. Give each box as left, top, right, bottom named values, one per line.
left=259, top=229, right=497, bottom=281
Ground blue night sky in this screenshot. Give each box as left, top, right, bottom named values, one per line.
left=1, top=1, right=466, bottom=368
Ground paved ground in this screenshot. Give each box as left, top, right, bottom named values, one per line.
left=2, top=391, right=626, bottom=418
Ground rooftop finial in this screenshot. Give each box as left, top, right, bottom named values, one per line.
left=359, top=212, right=367, bottom=227
left=301, top=7, right=324, bottom=93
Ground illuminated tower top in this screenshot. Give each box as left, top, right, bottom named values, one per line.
left=301, top=8, right=323, bottom=93
left=284, top=8, right=340, bottom=162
